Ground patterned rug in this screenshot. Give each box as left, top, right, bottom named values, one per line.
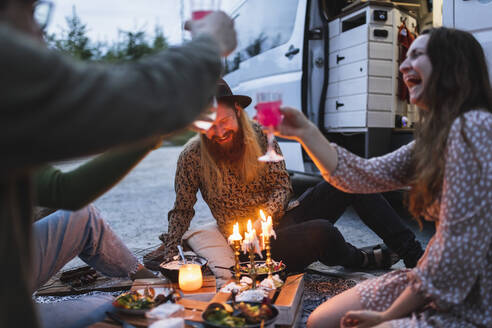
left=300, top=272, right=357, bottom=327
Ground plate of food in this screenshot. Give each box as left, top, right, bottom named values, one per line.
left=202, top=301, right=278, bottom=328
left=112, top=286, right=176, bottom=315
left=159, top=254, right=208, bottom=282
left=229, top=261, right=287, bottom=281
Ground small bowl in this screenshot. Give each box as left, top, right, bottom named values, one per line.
left=202, top=301, right=279, bottom=328
left=159, top=254, right=208, bottom=282
left=229, top=261, right=287, bottom=281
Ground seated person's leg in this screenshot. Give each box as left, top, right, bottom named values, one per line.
left=282, top=181, right=354, bottom=225
left=307, top=286, right=363, bottom=328
left=308, top=270, right=410, bottom=328
left=272, top=219, right=365, bottom=272
left=283, top=180, right=422, bottom=268
left=31, top=205, right=143, bottom=291
left=37, top=294, right=115, bottom=328
left=182, top=223, right=235, bottom=286
left=351, top=194, right=423, bottom=267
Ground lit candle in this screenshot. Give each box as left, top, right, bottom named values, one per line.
left=259, top=210, right=276, bottom=248
left=259, top=209, right=267, bottom=221
left=242, top=219, right=262, bottom=256
left=178, top=264, right=203, bottom=292
left=228, top=222, right=243, bottom=283
left=265, top=215, right=276, bottom=238
left=259, top=210, right=276, bottom=278
left=228, top=222, right=243, bottom=244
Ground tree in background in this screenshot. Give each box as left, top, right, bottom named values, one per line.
left=102, top=26, right=168, bottom=62
left=47, top=6, right=169, bottom=63
left=152, top=26, right=167, bottom=52
left=46, top=6, right=96, bottom=60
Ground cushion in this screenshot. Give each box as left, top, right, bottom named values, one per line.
left=182, top=223, right=234, bottom=285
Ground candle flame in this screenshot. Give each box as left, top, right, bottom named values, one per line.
left=259, top=209, right=267, bottom=221
left=247, top=219, right=252, bottom=232
left=260, top=215, right=276, bottom=240
left=228, top=222, right=243, bottom=243
left=233, top=222, right=240, bottom=236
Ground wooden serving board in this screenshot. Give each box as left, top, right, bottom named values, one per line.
left=215, top=274, right=304, bottom=327
left=274, top=274, right=304, bottom=326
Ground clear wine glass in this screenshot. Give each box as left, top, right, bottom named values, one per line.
left=255, top=92, right=284, bottom=162
left=187, top=0, right=221, bottom=134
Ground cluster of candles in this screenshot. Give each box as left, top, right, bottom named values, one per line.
left=178, top=210, right=275, bottom=292
left=228, top=210, right=276, bottom=285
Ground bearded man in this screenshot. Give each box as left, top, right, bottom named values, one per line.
left=146, top=80, right=423, bottom=281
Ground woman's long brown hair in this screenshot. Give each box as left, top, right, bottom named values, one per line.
left=408, top=28, right=492, bottom=221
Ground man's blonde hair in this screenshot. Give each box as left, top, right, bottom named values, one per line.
left=200, top=107, right=265, bottom=192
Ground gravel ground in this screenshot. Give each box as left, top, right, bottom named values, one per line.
left=57, top=146, right=432, bottom=270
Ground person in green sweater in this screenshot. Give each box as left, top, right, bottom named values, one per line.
left=32, top=138, right=162, bottom=327
left=0, top=0, right=237, bottom=327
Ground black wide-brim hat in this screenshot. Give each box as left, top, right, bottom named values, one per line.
left=215, top=78, right=252, bottom=109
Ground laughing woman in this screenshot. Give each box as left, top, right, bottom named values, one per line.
left=275, top=27, right=492, bottom=328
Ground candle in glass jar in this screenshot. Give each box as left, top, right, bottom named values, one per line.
left=178, top=264, right=203, bottom=291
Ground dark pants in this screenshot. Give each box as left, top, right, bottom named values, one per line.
left=270, top=181, right=421, bottom=272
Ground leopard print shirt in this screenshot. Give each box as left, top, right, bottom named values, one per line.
left=165, top=123, right=292, bottom=250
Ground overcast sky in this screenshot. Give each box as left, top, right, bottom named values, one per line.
left=47, top=0, right=239, bottom=45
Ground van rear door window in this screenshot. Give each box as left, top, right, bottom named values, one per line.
left=225, top=0, right=299, bottom=73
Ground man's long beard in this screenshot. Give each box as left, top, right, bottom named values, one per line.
left=204, top=128, right=245, bottom=164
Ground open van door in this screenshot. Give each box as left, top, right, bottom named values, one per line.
left=224, top=0, right=307, bottom=116
left=223, top=0, right=308, bottom=171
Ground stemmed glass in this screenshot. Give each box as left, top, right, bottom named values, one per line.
left=187, top=0, right=221, bottom=134
left=255, top=92, right=284, bottom=162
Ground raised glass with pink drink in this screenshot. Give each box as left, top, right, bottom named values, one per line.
left=256, top=92, right=284, bottom=162
left=256, top=100, right=283, bottom=128
left=192, top=10, right=212, bottom=20
left=188, top=0, right=221, bottom=21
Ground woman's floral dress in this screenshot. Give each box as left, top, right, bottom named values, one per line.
left=323, top=110, right=492, bottom=327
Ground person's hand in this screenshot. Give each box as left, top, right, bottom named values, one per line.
left=274, top=107, right=316, bottom=141
left=340, top=310, right=384, bottom=328
left=143, top=240, right=179, bottom=271
left=184, top=11, right=237, bottom=57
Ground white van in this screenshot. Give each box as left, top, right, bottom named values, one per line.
left=223, top=0, right=492, bottom=173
